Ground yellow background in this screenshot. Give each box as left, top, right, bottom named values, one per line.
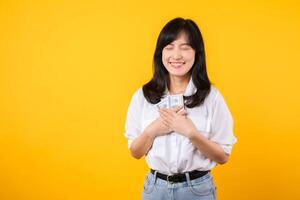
left=1, top=0, right=299, bottom=199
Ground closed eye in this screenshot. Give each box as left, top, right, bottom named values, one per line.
left=181, top=45, right=192, bottom=50
left=164, top=45, right=173, bottom=50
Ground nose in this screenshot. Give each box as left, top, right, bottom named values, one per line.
left=173, top=49, right=183, bottom=59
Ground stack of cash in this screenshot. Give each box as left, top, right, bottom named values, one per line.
left=156, top=94, right=184, bottom=110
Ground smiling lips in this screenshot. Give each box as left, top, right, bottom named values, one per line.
left=170, top=61, right=185, bottom=68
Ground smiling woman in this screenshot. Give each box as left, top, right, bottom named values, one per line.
left=124, top=17, right=237, bottom=200
left=162, top=32, right=195, bottom=78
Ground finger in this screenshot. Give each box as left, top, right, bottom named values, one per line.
left=161, top=118, right=170, bottom=127
left=177, top=107, right=185, bottom=113
left=159, top=108, right=166, bottom=112
left=160, top=111, right=172, bottom=122
left=172, top=106, right=183, bottom=112
left=163, top=108, right=177, bottom=117
left=160, top=115, right=172, bottom=126
left=178, top=109, right=187, bottom=116
left=160, top=112, right=173, bottom=124
left=160, top=109, right=173, bottom=118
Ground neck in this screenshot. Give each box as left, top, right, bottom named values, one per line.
left=168, top=74, right=191, bottom=95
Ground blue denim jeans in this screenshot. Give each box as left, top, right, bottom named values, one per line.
left=142, top=171, right=217, bottom=200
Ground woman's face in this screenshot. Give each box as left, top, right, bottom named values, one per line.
left=162, top=31, right=195, bottom=78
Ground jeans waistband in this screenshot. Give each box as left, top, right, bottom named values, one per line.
left=150, top=169, right=210, bottom=183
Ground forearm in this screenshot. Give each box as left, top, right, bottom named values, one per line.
left=187, top=130, right=228, bottom=164
left=129, top=130, right=155, bottom=159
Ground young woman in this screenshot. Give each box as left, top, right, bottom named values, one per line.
left=125, top=17, right=237, bottom=200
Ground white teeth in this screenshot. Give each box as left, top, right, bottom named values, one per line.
left=170, top=62, right=185, bottom=67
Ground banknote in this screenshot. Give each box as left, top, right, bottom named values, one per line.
left=156, top=94, right=184, bottom=110
left=156, top=98, right=169, bottom=109
left=169, top=94, right=184, bottom=109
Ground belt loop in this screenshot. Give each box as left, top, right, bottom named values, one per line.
left=153, top=170, right=158, bottom=184
left=185, top=172, right=192, bottom=186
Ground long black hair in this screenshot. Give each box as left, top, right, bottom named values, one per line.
left=142, top=17, right=211, bottom=108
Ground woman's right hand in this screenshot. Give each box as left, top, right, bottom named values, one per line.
left=145, top=106, right=187, bottom=138
left=144, top=117, right=172, bottom=138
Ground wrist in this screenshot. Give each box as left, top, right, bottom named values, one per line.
left=144, top=128, right=156, bottom=140
left=186, top=128, right=198, bottom=140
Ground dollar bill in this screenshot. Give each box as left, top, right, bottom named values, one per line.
left=156, top=98, right=169, bottom=109
left=169, top=94, right=184, bottom=109
left=156, top=94, right=184, bottom=109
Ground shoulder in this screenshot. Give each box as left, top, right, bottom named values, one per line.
left=132, top=87, right=143, bottom=99
left=130, top=87, right=146, bottom=104
left=205, top=85, right=232, bottom=115
left=204, top=84, right=220, bottom=104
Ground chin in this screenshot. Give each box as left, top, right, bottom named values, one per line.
left=168, top=71, right=190, bottom=77
left=166, top=65, right=191, bottom=76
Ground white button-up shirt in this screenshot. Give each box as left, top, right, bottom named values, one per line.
left=125, top=78, right=237, bottom=175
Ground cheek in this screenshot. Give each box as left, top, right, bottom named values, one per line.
left=183, top=52, right=195, bottom=62
left=184, top=55, right=195, bottom=70
left=162, top=52, right=171, bottom=66
left=162, top=50, right=170, bottom=58
left=188, top=56, right=195, bottom=65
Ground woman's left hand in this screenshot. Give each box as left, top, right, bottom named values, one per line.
left=159, top=106, right=197, bottom=138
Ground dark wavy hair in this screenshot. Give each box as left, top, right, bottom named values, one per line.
left=142, top=17, right=211, bottom=108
